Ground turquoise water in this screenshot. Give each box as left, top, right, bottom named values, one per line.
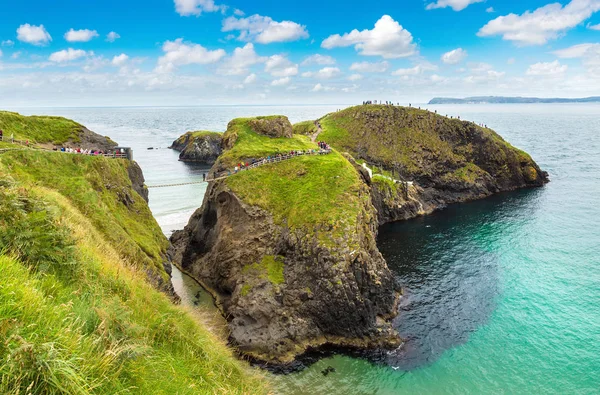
left=12, top=104, right=600, bottom=394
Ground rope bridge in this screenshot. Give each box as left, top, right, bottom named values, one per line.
left=147, top=149, right=331, bottom=189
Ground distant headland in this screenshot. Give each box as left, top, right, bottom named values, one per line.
left=428, top=96, right=600, bottom=104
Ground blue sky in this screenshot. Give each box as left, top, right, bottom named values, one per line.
left=1, top=0, right=600, bottom=106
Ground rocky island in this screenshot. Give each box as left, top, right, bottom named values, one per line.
left=169, top=130, right=223, bottom=164
left=170, top=105, right=548, bottom=365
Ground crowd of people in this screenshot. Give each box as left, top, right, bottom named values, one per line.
left=362, top=100, right=401, bottom=106
left=53, top=146, right=127, bottom=158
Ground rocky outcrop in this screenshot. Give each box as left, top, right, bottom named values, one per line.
left=170, top=178, right=400, bottom=363
left=126, top=161, right=149, bottom=203
left=169, top=131, right=223, bottom=164
left=248, top=116, right=293, bottom=138
left=319, top=105, right=549, bottom=224
left=170, top=107, right=549, bottom=366
left=76, top=127, right=118, bottom=151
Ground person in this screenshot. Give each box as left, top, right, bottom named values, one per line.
left=0, top=129, right=3, bottom=141
left=203, top=173, right=206, bottom=181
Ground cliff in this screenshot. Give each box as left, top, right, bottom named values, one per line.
left=170, top=116, right=400, bottom=364
left=0, top=111, right=117, bottom=150
left=0, top=116, right=267, bottom=393
left=429, top=96, right=600, bottom=104
left=171, top=106, right=548, bottom=366
left=169, top=130, right=223, bottom=164
left=319, top=105, right=549, bottom=223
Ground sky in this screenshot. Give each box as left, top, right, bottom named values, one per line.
left=2, top=0, right=600, bottom=106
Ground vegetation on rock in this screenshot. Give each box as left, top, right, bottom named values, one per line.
left=170, top=130, right=223, bottom=164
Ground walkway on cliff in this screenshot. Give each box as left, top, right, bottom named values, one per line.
left=147, top=148, right=332, bottom=189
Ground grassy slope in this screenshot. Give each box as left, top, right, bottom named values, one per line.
left=292, top=121, right=318, bottom=136
left=223, top=118, right=365, bottom=245
left=0, top=111, right=83, bottom=145
left=319, top=105, right=534, bottom=184
left=219, top=118, right=315, bottom=168
left=0, top=149, right=267, bottom=394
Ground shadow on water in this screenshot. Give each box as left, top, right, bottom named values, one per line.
left=378, top=188, right=544, bottom=370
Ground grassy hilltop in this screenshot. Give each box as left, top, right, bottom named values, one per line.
left=0, top=119, right=267, bottom=393
left=318, top=105, right=546, bottom=189
left=219, top=117, right=365, bottom=244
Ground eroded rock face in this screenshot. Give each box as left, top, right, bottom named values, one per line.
left=169, top=179, right=400, bottom=363
left=248, top=116, right=293, bottom=138
left=170, top=132, right=223, bottom=164
left=127, top=161, right=149, bottom=203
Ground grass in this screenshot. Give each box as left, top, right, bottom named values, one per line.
left=0, top=154, right=267, bottom=394
left=318, top=105, right=541, bottom=186
left=0, top=111, right=83, bottom=145
left=226, top=151, right=366, bottom=245
left=218, top=118, right=316, bottom=168
left=292, top=121, right=318, bottom=136
left=0, top=150, right=168, bottom=279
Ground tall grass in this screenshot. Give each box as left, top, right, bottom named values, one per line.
left=0, top=155, right=268, bottom=394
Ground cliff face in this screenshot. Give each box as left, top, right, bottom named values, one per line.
left=319, top=105, right=548, bottom=223
left=170, top=131, right=223, bottom=164
left=170, top=117, right=400, bottom=363
left=170, top=106, right=548, bottom=364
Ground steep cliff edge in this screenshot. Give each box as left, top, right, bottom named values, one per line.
left=319, top=105, right=548, bottom=223
left=170, top=116, right=400, bottom=364
left=169, top=130, right=223, bottom=164
left=0, top=115, right=267, bottom=393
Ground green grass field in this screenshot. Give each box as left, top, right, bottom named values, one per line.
left=0, top=111, right=83, bottom=145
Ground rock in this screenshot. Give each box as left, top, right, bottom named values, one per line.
left=170, top=131, right=223, bottom=164
left=127, top=161, right=149, bottom=203
left=248, top=116, right=293, bottom=138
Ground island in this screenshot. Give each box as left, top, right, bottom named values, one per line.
left=429, top=96, right=600, bottom=104
left=170, top=105, right=548, bottom=366
left=169, top=130, right=223, bottom=164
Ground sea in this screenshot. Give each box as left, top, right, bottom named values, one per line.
left=11, top=104, right=600, bottom=394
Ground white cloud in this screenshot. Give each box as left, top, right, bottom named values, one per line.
left=526, top=60, right=568, bottom=76
left=1, top=40, right=14, bottom=47
left=264, top=54, right=298, bottom=77
left=589, top=22, right=600, bottom=30
left=469, top=62, right=493, bottom=72
left=478, top=0, right=600, bottom=45
left=106, top=31, right=121, bottom=42
left=426, top=0, right=483, bottom=11
left=271, top=77, right=291, bottom=86
left=552, top=43, right=600, bottom=58
left=508, top=57, right=516, bottom=64
left=321, top=15, right=417, bottom=59
left=348, top=73, right=363, bottom=81
left=156, top=38, right=226, bottom=73
left=17, top=24, right=52, bottom=45
left=49, top=48, right=90, bottom=62
left=430, top=74, right=447, bottom=83
left=112, top=53, right=129, bottom=66
left=174, top=0, right=221, bottom=16
left=301, top=67, right=341, bottom=79
left=234, top=9, right=245, bottom=16
left=219, top=43, right=266, bottom=75
left=222, top=14, right=309, bottom=44
left=392, top=65, right=424, bottom=76
left=0, top=50, right=2, bottom=58
left=301, top=54, right=336, bottom=65
left=243, top=73, right=257, bottom=84
left=392, top=63, right=437, bottom=76
left=312, top=83, right=323, bottom=92
left=486, top=7, right=495, bottom=13
left=64, top=29, right=99, bottom=42
left=349, top=61, right=389, bottom=72
left=441, top=48, right=467, bottom=64
left=11, top=52, right=21, bottom=59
